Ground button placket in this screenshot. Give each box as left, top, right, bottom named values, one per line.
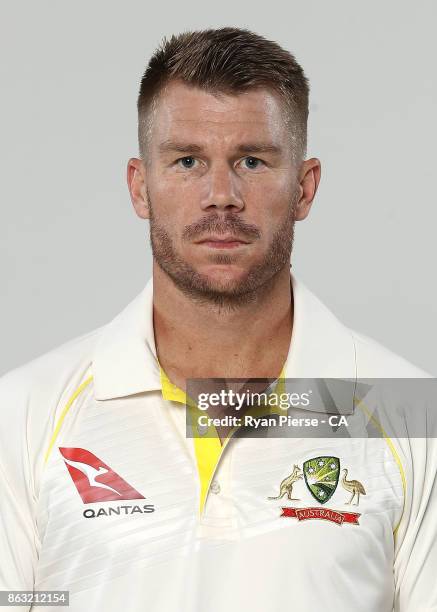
left=200, top=437, right=235, bottom=532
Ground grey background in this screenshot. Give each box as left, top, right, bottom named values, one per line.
left=1, top=1, right=436, bottom=376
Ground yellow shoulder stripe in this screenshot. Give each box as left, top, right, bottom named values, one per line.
left=44, top=376, right=93, bottom=464
left=355, top=397, right=407, bottom=535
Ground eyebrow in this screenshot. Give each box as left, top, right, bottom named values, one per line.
left=158, top=140, right=283, bottom=156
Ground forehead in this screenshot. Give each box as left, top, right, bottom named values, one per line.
left=149, top=80, right=288, bottom=149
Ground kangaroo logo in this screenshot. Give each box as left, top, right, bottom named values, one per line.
left=59, top=447, right=145, bottom=504
left=267, top=465, right=303, bottom=501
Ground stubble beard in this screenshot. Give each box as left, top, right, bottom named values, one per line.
left=147, top=190, right=297, bottom=309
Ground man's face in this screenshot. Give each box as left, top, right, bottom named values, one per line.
left=140, top=80, right=302, bottom=305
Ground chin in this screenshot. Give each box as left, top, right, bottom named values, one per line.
left=198, top=264, right=248, bottom=285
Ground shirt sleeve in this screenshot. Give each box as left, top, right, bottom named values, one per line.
left=0, top=369, right=39, bottom=609
left=393, top=392, right=437, bottom=611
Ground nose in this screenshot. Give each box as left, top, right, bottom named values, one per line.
left=200, top=163, right=244, bottom=213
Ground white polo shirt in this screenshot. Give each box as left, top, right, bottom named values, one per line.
left=0, top=270, right=436, bottom=612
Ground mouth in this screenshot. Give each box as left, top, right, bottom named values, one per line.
left=194, top=235, right=251, bottom=249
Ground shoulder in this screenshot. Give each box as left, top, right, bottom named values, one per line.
left=350, top=328, right=433, bottom=378
left=0, top=325, right=106, bottom=497
left=0, top=325, right=104, bottom=415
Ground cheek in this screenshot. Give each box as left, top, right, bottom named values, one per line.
left=150, top=172, right=199, bottom=209
left=149, top=185, right=188, bottom=226
left=244, top=177, right=294, bottom=221
left=149, top=185, right=198, bottom=244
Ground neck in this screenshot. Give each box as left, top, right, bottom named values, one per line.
left=152, top=262, right=294, bottom=389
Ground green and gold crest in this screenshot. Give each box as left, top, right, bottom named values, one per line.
left=303, top=456, right=340, bottom=504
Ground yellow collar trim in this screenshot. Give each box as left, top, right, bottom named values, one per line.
left=159, top=363, right=286, bottom=515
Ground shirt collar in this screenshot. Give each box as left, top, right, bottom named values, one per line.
left=92, top=268, right=357, bottom=401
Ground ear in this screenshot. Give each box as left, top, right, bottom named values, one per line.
left=294, top=158, right=321, bottom=221
left=127, top=157, right=150, bottom=220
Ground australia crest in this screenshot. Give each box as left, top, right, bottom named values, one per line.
left=268, top=455, right=366, bottom=526
left=303, top=456, right=340, bottom=505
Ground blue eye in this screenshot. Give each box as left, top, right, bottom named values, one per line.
left=178, top=156, right=196, bottom=168
left=243, top=157, right=262, bottom=169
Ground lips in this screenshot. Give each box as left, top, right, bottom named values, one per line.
left=195, top=235, right=250, bottom=249
left=195, top=235, right=250, bottom=244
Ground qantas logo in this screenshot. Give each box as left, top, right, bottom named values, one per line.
left=59, top=447, right=145, bottom=504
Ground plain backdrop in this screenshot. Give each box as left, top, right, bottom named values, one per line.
left=1, top=1, right=436, bottom=376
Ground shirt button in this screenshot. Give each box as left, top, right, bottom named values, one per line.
left=198, top=423, right=208, bottom=436
left=210, top=480, right=221, bottom=494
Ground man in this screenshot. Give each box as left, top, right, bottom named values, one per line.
left=0, top=27, right=436, bottom=612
